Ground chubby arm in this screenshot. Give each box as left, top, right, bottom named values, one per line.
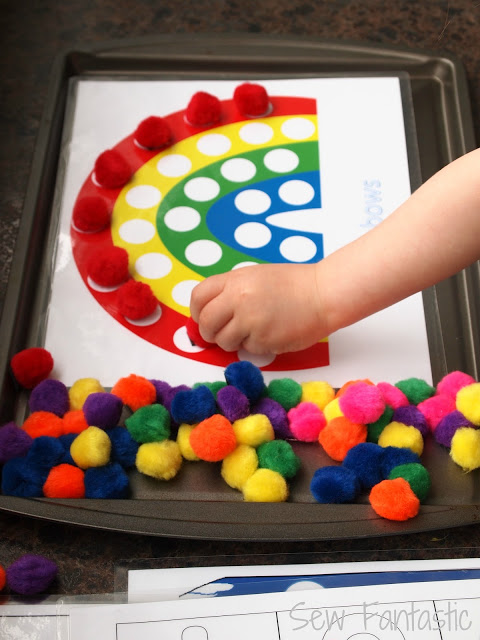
left=190, top=148, right=480, bottom=354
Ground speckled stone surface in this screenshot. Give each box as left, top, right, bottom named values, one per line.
left=1, top=0, right=480, bottom=597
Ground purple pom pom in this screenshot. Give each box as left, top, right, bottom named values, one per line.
left=435, top=410, right=474, bottom=448
left=7, top=554, right=58, bottom=595
left=162, top=385, right=190, bottom=413
left=252, top=397, right=292, bottom=439
left=217, top=386, right=250, bottom=422
left=393, top=405, right=429, bottom=437
left=0, top=422, right=33, bottom=463
left=150, top=379, right=172, bottom=404
left=29, top=379, right=69, bottom=417
left=83, top=392, right=123, bottom=429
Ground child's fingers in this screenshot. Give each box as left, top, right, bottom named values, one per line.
left=189, top=273, right=227, bottom=322
left=213, top=319, right=250, bottom=353
left=197, top=294, right=234, bottom=343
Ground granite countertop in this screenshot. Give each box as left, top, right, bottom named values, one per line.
left=1, top=0, right=480, bottom=597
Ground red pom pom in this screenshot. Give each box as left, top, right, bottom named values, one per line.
left=185, top=92, right=221, bottom=126
left=117, top=280, right=158, bottom=320
left=43, top=464, right=85, bottom=498
left=233, top=83, right=269, bottom=116
left=94, top=150, right=131, bottom=189
left=185, top=317, right=214, bottom=348
left=0, top=565, right=6, bottom=591
left=10, top=348, right=54, bottom=389
left=87, top=246, right=129, bottom=288
left=72, top=196, right=110, bottom=232
left=135, top=116, right=172, bottom=148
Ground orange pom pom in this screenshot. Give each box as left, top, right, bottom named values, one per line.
left=62, top=410, right=89, bottom=435
left=22, top=411, right=63, bottom=438
left=369, top=477, right=420, bottom=521
left=0, top=564, right=6, bottom=591
left=189, top=414, right=237, bottom=462
left=318, top=416, right=367, bottom=461
left=43, top=464, right=86, bottom=498
left=111, top=374, right=156, bottom=412
left=335, top=379, right=374, bottom=398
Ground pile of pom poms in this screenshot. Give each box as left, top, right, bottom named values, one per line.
left=5, top=354, right=307, bottom=503
left=5, top=348, right=480, bottom=518
left=308, top=373, right=480, bottom=520
left=0, top=554, right=58, bottom=595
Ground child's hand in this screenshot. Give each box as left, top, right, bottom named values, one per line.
left=190, top=263, right=326, bottom=354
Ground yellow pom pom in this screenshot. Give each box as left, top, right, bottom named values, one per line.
left=301, top=381, right=335, bottom=410
left=378, top=421, right=424, bottom=456
left=221, top=444, right=258, bottom=490
left=177, top=424, right=200, bottom=461
left=136, top=440, right=182, bottom=480
left=456, top=383, right=480, bottom=425
left=232, top=414, right=274, bottom=447
left=68, top=378, right=104, bottom=411
left=323, top=397, right=344, bottom=422
left=450, top=427, right=480, bottom=471
left=70, top=426, right=111, bottom=469
left=243, top=468, right=288, bottom=502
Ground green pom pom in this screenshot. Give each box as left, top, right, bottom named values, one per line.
left=367, top=406, right=394, bottom=443
left=257, top=440, right=301, bottom=479
left=394, top=378, right=435, bottom=405
left=193, top=381, right=227, bottom=397
left=125, top=404, right=170, bottom=443
left=388, top=462, right=431, bottom=502
left=267, top=378, right=302, bottom=411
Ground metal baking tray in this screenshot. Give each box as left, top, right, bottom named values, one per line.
left=1, top=34, right=479, bottom=540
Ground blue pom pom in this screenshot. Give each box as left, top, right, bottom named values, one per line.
left=109, top=426, right=139, bottom=468
left=224, top=361, right=265, bottom=403
left=26, top=436, right=65, bottom=471
left=381, top=446, right=420, bottom=478
left=1, top=458, right=45, bottom=497
left=170, top=385, right=217, bottom=424
left=84, top=463, right=129, bottom=498
left=343, top=442, right=384, bottom=489
left=310, top=466, right=360, bottom=503
left=59, top=434, right=77, bottom=465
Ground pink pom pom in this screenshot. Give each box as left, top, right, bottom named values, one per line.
left=339, top=382, right=385, bottom=424
left=436, top=371, right=476, bottom=400
left=417, top=393, right=456, bottom=431
left=287, top=402, right=326, bottom=442
left=377, top=382, right=409, bottom=409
